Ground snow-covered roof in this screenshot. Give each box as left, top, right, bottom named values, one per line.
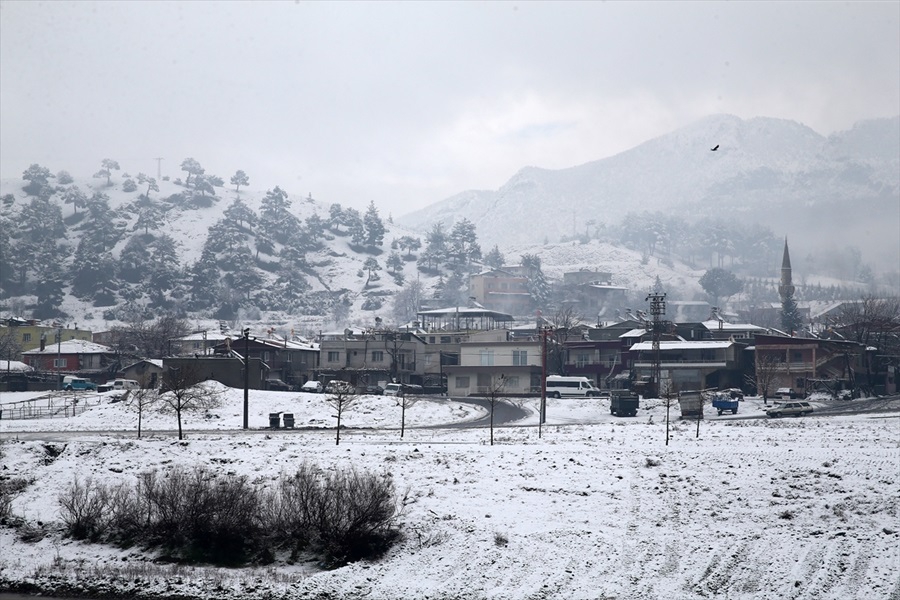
left=701, top=320, right=766, bottom=331
left=22, top=339, right=113, bottom=355
left=619, top=328, right=649, bottom=338
left=0, top=360, right=32, bottom=372
left=176, top=330, right=231, bottom=342
left=630, top=340, right=734, bottom=351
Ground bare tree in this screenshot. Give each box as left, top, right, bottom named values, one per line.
left=486, top=374, right=507, bottom=446
left=396, top=391, right=419, bottom=438
left=159, top=362, right=221, bottom=440
left=127, top=372, right=160, bottom=438
left=747, top=353, right=782, bottom=405
left=834, top=296, right=900, bottom=391
left=325, top=381, right=359, bottom=445
left=547, top=306, right=584, bottom=375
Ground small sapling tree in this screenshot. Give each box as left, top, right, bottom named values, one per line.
left=325, top=381, right=358, bottom=445
left=159, top=362, right=221, bottom=440
left=487, top=374, right=507, bottom=446
left=396, top=389, right=419, bottom=438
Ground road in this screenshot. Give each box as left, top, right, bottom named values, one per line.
left=0, top=396, right=531, bottom=442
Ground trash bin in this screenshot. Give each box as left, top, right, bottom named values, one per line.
left=269, top=412, right=281, bottom=428
left=282, top=413, right=295, bottom=428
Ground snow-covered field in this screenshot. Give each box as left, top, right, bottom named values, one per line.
left=1, top=387, right=898, bottom=599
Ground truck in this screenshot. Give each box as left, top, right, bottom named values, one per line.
left=609, top=390, right=639, bottom=417
left=711, top=392, right=739, bottom=415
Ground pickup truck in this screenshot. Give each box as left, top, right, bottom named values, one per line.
left=711, top=393, right=739, bottom=415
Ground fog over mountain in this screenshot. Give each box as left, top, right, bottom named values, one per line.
left=399, top=115, right=900, bottom=272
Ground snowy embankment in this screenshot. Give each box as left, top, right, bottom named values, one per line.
left=0, top=388, right=898, bottom=600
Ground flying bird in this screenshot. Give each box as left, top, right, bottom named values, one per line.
left=710, top=144, right=719, bottom=151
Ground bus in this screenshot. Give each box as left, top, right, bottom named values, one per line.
left=545, top=376, right=602, bottom=398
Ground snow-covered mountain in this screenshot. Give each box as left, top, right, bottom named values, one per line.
left=398, top=114, right=900, bottom=270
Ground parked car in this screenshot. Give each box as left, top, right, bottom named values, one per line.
left=325, top=381, right=354, bottom=394
left=266, top=378, right=292, bottom=391
left=364, top=384, right=384, bottom=395
left=724, top=388, right=744, bottom=401
left=300, top=380, right=324, bottom=393
left=63, top=377, right=97, bottom=391
left=766, top=401, right=814, bottom=418
left=774, top=387, right=797, bottom=399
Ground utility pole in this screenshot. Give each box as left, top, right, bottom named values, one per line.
left=539, top=325, right=553, bottom=437
left=243, top=328, right=250, bottom=430
left=56, top=326, right=62, bottom=390
left=646, top=293, right=668, bottom=445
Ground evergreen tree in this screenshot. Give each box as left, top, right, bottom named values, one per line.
left=188, top=248, right=222, bottom=310
left=448, top=218, right=481, bottom=271
left=418, top=222, right=447, bottom=272
left=363, top=200, right=385, bottom=248
left=61, top=185, right=87, bottom=215
left=33, top=242, right=67, bottom=318
left=119, top=236, right=150, bottom=284
left=230, top=170, right=250, bottom=192
left=397, top=235, right=422, bottom=259
left=258, top=186, right=295, bottom=245
left=781, top=295, right=803, bottom=334
left=133, top=200, right=165, bottom=235
left=386, top=251, right=404, bottom=274
left=345, top=208, right=365, bottom=246
left=483, top=245, right=505, bottom=270
left=224, top=197, right=257, bottom=230
left=521, top=253, right=550, bottom=308
left=273, top=242, right=311, bottom=312
left=22, top=163, right=54, bottom=197
left=180, top=158, right=204, bottom=187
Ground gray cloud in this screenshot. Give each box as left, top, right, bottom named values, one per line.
left=2, top=1, right=897, bottom=216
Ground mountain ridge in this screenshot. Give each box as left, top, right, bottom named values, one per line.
left=398, top=114, right=900, bottom=270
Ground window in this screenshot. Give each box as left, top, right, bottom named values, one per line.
left=791, top=351, right=804, bottom=364
left=53, top=358, right=67, bottom=368
left=505, top=376, right=519, bottom=388
left=327, top=351, right=340, bottom=362
left=576, top=353, right=590, bottom=368
left=371, top=350, right=384, bottom=362
left=263, top=351, right=270, bottom=362
left=23, top=333, right=32, bottom=342
left=513, top=350, right=528, bottom=366
left=429, top=336, right=436, bottom=343
left=454, top=376, right=470, bottom=389
left=440, top=336, right=451, bottom=344
left=480, top=350, right=494, bottom=366
left=477, top=373, right=492, bottom=388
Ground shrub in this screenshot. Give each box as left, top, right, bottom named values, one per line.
left=56, top=463, right=402, bottom=567
left=58, top=477, right=111, bottom=541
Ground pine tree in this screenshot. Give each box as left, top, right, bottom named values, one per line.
left=363, top=200, right=385, bottom=248
left=781, top=295, right=803, bottom=334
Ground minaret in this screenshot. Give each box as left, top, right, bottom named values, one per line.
left=778, top=238, right=794, bottom=302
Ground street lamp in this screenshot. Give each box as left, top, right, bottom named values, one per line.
left=242, top=328, right=250, bottom=430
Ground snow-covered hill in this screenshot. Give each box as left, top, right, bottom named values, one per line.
left=398, top=114, right=900, bottom=272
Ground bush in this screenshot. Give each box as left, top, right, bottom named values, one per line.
left=57, top=463, right=402, bottom=567
left=58, top=477, right=111, bottom=541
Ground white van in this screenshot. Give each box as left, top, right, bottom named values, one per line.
left=545, top=376, right=602, bottom=398
left=102, top=379, right=140, bottom=391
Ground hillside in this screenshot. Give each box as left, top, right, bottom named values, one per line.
left=398, top=115, right=900, bottom=273
left=0, top=170, right=705, bottom=335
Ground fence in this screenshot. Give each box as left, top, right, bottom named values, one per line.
left=0, top=392, right=106, bottom=421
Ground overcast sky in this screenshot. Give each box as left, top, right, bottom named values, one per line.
left=2, top=1, right=898, bottom=217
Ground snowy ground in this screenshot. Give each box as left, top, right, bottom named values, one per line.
left=0, top=388, right=898, bottom=599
